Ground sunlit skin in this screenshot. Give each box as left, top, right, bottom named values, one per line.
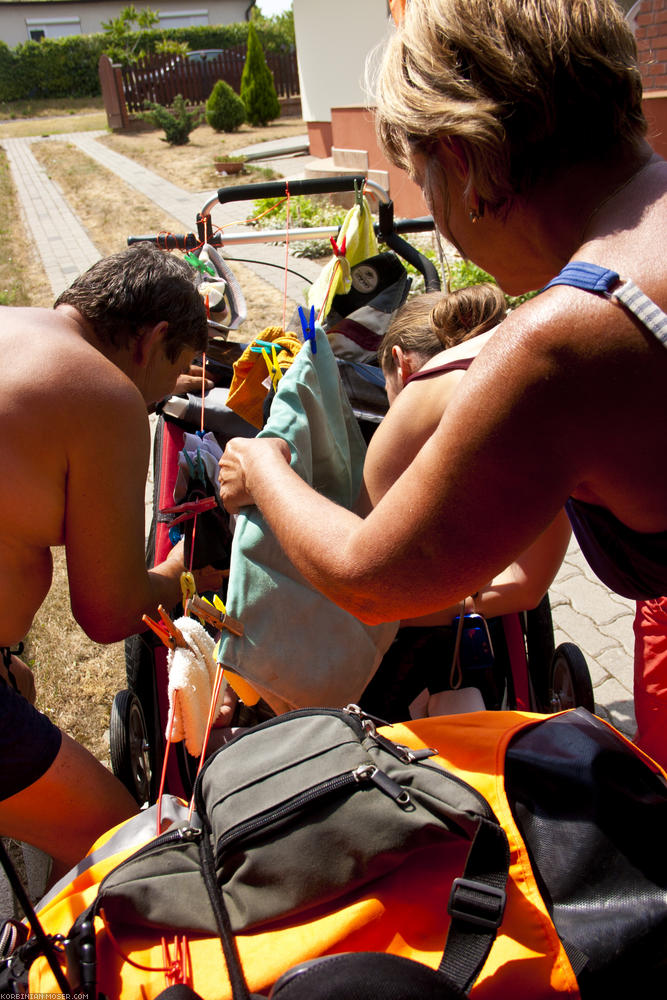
left=0, top=302, right=224, bottom=880
left=218, top=139, right=667, bottom=626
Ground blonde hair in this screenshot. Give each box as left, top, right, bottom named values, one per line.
left=378, top=283, right=506, bottom=371
left=374, top=0, right=646, bottom=211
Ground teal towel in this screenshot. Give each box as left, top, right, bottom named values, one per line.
left=216, top=327, right=398, bottom=714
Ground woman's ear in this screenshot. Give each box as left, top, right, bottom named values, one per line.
left=392, top=345, right=418, bottom=385
left=133, top=321, right=169, bottom=366
left=435, top=136, right=469, bottom=181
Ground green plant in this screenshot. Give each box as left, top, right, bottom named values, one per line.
left=214, top=153, right=246, bottom=163
left=206, top=80, right=246, bottom=132
left=249, top=194, right=348, bottom=257
left=142, top=94, right=202, bottom=145
left=101, top=4, right=159, bottom=64
left=240, top=22, right=280, bottom=127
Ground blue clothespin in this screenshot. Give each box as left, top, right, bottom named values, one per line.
left=298, top=305, right=317, bottom=354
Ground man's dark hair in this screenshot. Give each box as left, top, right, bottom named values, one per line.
left=54, top=243, right=208, bottom=361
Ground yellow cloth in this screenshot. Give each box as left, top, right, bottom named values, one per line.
left=225, top=327, right=301, bottom=429
left=306, top=196, right=378, bottom=322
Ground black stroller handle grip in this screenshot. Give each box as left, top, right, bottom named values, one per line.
left=215, top=175, right=368, bottom=205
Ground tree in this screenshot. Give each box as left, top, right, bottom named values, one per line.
left=101, top=4, right=159, bottom=64
left=240, top=21, right=280, bottom=127
left=206, top=80, right=246, bottom=132
left=142, top=94, right=202, bottom=145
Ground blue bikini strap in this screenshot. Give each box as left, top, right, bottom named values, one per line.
left=543, top=261, right=619, bottom=294
left=543, top=260, right=667, bottom=346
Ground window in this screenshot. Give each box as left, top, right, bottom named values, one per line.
left=157, top=9, right=209, bottom=28
left=25, top=16, right=82, bottom=40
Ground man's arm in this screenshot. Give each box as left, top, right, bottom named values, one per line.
left=64, top=374, right=200, bottom=642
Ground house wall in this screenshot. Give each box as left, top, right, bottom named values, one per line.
left=292, top=0, right=389, bottom=123
left=633, top=0, right=667, bottom=158
left=0, top=0, right=247, bottom=48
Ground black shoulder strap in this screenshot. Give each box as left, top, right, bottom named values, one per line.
left=439, top=815, right=510, bottom=994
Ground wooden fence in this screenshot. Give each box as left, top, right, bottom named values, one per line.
left=120, top=46, right=300, bottom=113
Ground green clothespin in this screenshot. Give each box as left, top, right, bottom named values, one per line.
left=184, top=252, right=215, bottom=277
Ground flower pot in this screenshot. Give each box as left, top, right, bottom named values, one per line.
left=214, top=160, right=245, bottom=174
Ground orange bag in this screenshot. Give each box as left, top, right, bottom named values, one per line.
left=24, top=708, right=667, bottom=999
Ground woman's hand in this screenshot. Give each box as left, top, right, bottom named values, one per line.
left=218, top=437, right=291, bottom=514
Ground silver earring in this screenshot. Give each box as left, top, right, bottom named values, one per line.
left=469, top=209, right=480, bottom=223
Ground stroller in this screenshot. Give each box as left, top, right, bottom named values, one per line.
left=111, top=175, right=593, bottom=806
left=8, top=179, right=660, bottom=1000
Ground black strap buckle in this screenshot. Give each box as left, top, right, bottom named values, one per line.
left=448, top=877, right=506, bottom=930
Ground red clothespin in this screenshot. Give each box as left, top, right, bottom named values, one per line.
left=329, top=234, right=347, bottom=258
left=160, top=496, right=218, bottom=527
left=162, top=935, right=189, bottom=987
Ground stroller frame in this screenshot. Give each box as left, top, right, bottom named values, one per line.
left=114, top=175, right=592, bottom=806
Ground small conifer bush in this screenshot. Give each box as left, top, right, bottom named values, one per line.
left=206, top=79, right=246, bottom=132
left=142, top=94, right=202, bottom=145
left=240, top=22, right=281, bottom=127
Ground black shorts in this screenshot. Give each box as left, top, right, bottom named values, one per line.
left=0, top=679, right=62, bottom=801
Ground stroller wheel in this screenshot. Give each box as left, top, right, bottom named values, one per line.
left=548, top=643, right=595, bottom=712
left=110, top=689, right=152, bottom=806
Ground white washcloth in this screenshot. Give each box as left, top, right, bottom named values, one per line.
left=166, top=616, right=226, bottom=757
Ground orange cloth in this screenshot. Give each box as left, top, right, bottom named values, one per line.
left=30, top=712, right=600, bottom=999
left=225, top=327, right=301, bottom=429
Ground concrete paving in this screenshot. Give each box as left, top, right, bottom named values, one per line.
left=0, top=129, right=637, bottom=916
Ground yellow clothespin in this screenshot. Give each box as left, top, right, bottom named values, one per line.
left=180, top=571, right=197, bottom=616
left=261, top=343, right=283, bottom=392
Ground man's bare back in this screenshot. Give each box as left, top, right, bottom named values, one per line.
left=0, top=244, right=220, bottom=880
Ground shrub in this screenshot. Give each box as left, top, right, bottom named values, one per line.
left=142, top=93, right=202, bottom=144
left=206, top=79, right=246, bottom=132
left=240, top=22, right=280, bottom=127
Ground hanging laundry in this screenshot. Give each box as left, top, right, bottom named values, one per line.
left=307, top=194, right=379, bottom=322
left=225, top=327, right=302, bottom=429
left=216, top=327, right=398, bottom=715
left=166, top=616, right=227, bottom=758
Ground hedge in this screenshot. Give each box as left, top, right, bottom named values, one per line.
left=0, top=21, right=294, bottom=103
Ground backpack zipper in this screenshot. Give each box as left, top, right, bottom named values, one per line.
left=214, top=762, right=409, bottom=865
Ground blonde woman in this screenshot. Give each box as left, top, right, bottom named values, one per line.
left=220, top=0, right=667, bottom=750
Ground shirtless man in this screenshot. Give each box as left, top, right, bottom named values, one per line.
left=0, top=242, right=220, bottom=881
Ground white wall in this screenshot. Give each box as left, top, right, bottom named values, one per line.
left=293, top=0, right=391, bottom=122
left=0, top=0, right=248, bottom=48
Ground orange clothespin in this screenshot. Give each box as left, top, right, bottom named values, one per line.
left=190, top=593, right=244, bottom=637
left=142, top=605, right=186, bottom=651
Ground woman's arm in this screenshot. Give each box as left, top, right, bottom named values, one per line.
left=400, top=510, right=571, bottom=626
left=219, top=298, right=614, bottom=624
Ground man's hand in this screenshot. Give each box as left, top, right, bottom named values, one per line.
left=172, top=364, right=214, bottom=397
left=159, top=538, right=226, bottom=595
left=213, top=684, right=238, bottom=728
left=0, top=654, right=36, bottom=705
left=193, top=564, right=228, bottom=595
left=218, top=437, right=291, bottom=514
